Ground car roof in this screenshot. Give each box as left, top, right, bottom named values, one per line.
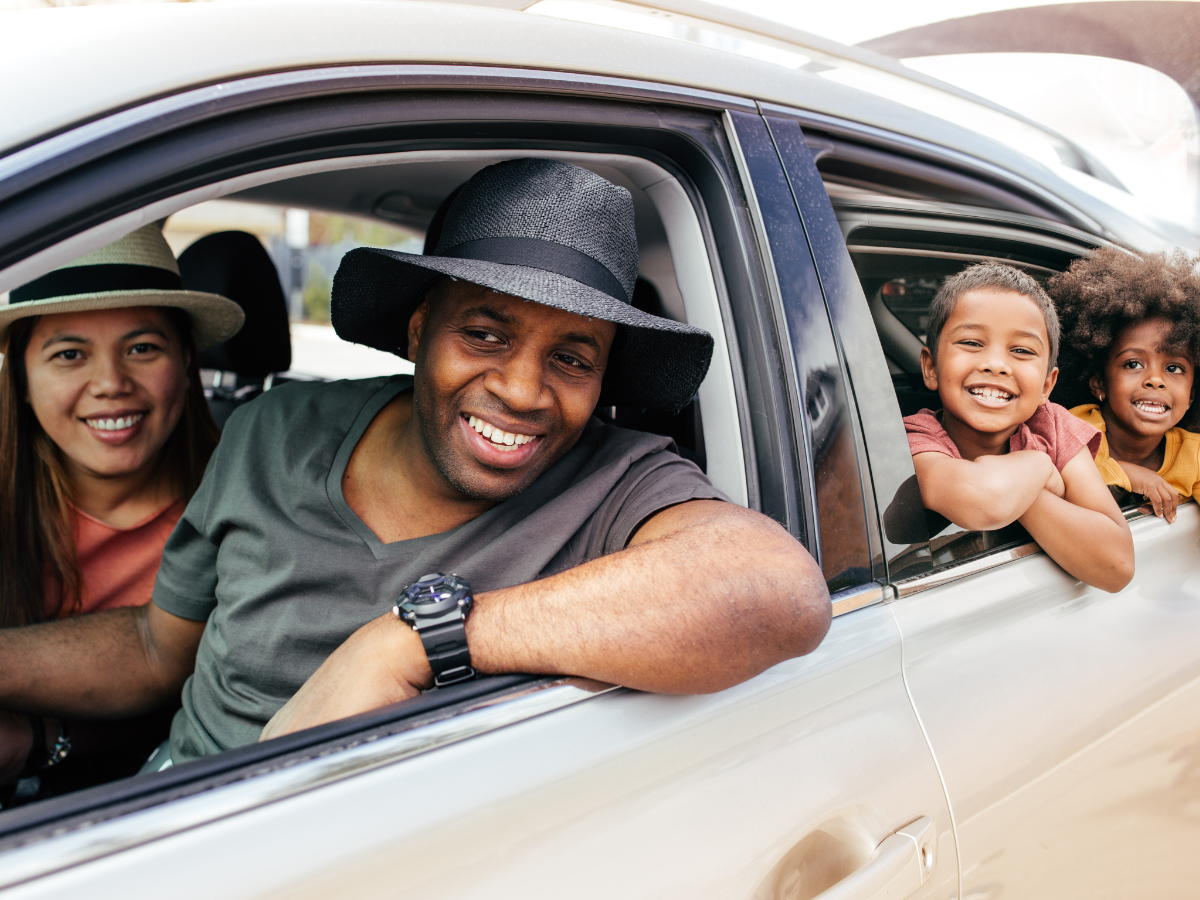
left=0, top=0, right=1188, bottom=252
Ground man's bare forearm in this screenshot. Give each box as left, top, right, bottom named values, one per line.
left=467, top=502, right=831, bottom=694
left=0, top=605, right=201, bottom=718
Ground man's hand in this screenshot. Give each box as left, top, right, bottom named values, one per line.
left=0, top=712, right=34, bottom=785
left=262, top=500, right=829, bottom=740
left=261, top=616, right=431, bottom=741
left=1118, top=462, right=1179, bottom=522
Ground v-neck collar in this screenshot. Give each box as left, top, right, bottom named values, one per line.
left=324, top=375, right=484, bottom=561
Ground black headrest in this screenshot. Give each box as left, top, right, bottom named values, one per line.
left=423, top=185, right=463, bottom=255
left=179, top=231, right=291, bottom=377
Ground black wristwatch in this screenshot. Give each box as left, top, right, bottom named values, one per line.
left=393, top=573, right=476, bottom=687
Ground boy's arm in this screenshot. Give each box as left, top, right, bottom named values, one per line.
left=912, top=450, right=1062, bottom=532
left=1018, top=446, right=1134, bottom=592
left=1115, top=461, right=1179, bottom=522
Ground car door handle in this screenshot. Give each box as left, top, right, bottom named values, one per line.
left=811, top=817, right=934, bottom=900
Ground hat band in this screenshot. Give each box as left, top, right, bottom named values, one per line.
left=443, top=237, right=629, bottom=303
left=11, top=264, right=182, bottom=305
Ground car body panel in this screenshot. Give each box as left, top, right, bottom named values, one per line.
left=892, top=506, right=1200, bottom=898
left=2, top=605, right=956, bottom=900
left=0, top=2, right=1188, bottom=250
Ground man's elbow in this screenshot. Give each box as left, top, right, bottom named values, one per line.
left=776, top=546, right=831, bottom=657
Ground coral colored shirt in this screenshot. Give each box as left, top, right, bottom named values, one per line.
left=904, top=402, right=1100, bottom=471
left=52, top=499, right=184, bottom=619
left=1071, top=403, right=1200, bottom=499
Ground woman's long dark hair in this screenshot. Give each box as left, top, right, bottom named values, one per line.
left=0, top=308, right=220, bottom=626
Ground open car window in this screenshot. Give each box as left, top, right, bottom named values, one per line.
left=830, top=194, right=1132, bottom=576
left=0, top=82, right=779, bottom=849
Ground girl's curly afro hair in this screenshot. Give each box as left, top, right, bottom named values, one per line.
left=1048, top=246, right=1200, bottom=429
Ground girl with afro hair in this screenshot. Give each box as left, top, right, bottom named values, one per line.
left=1049, top=246, right=1200, bottom=522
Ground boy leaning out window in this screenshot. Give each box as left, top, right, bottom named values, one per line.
left=905, top=263, right=1134, bottom=593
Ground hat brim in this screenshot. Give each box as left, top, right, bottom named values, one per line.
left=0, top=289, right=245, bottom=351
left=332, top=247, right=713, bottom=412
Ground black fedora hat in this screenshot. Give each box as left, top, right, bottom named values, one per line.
left=331, top=158, right=713, bottom=412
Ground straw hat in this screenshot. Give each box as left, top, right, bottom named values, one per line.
left=0, top=224, right=245, bottom=350
left=332, top=159, right=713, bottom=413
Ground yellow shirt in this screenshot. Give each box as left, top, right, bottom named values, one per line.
left=1071, top=404, right=1200, bottom=498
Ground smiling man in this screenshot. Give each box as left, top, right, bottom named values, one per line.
left=0, top=159, right=831, bottom=769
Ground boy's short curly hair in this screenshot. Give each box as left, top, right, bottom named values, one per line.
left=1048, top=246, right=1200, bottom=429
left=926, top=262, right=1059, bottom=369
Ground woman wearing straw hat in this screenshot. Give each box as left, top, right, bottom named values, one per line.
left=0, top=224, right=242, bottom=793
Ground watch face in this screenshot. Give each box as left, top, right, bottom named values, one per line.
left=396, top=573, right=473, bottom=623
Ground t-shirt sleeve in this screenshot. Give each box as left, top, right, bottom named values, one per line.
left=151, top=512, right=219, bottom=621
left=592, top=450, right=729, bottom=558
left=1028, top=402, right=1100, bottom=471
left=903, top=409, right=961, bottom=459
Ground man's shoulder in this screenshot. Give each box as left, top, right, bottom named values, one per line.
left=222, top=375, right=410, bottom=438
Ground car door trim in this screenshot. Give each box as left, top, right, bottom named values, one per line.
left=0, top=63, right=756, bottom=200
left=831, top=581, right=893, bottom=617
left=0, top=678, right=618, bottom=890
left=758, top=101, right=1105, bottom=237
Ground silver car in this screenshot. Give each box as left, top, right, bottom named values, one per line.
left=0, top=2, right=1196, bottom=898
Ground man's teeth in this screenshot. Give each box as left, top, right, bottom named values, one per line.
left=467, top=416, right=535, bottom=450
left=86, top=413, right=144, bottom=431
left=1134, top=400, right=1168, bottom=413
left=969, top=387, right=1013, bottom=400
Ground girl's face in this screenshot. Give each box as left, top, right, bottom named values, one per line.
left=23, top=307, right=190, bottom=484
left=1092, top=317, right=1194, bottom=440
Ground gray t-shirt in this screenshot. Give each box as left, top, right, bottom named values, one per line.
left=153, top=375, right=726, bottom=763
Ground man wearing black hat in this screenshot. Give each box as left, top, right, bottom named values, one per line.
left=0, top=159, right=829, bottom=773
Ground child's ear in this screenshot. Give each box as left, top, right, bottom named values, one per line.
left=1041, top=365, right=1059, bottom=402
left=919, top=346, right=938, bottom=391
left=1088, top=372, right=1106, bottom=404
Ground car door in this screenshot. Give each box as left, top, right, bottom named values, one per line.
left=767, top=107, right=1200, bottom=900
left=0, top=68, right=954, bottom=900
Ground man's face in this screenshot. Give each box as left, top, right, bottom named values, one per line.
left=407, top=280, right=618, bottom=502
left=920, top=288, right=1057, bottom=442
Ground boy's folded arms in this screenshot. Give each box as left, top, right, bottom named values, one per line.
left=913, top=449, right=1061, bottom=532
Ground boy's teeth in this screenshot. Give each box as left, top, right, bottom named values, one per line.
left=86, top=413, right=144, bottom=431
left=467, top=415, right=535, bottom=448
left=970, top=387, right=1012, bottom=400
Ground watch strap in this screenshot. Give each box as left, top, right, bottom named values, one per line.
left=418, top=619, right=475, bottom=687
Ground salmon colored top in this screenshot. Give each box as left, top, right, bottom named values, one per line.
left=52, top=499, right=185, bottom=618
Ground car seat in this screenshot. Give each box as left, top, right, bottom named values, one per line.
left=178, top=231, right=292, bottom=428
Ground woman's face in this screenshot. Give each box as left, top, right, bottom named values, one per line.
left=23, top=307, right=190, bottom=483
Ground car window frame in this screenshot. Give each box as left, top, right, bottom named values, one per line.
left=0, top=66, right=821, bottom=861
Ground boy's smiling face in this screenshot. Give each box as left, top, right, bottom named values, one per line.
left=1091, top=317, right=1194, bottom=444
left=921, top=287, right=1058, bottom=455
